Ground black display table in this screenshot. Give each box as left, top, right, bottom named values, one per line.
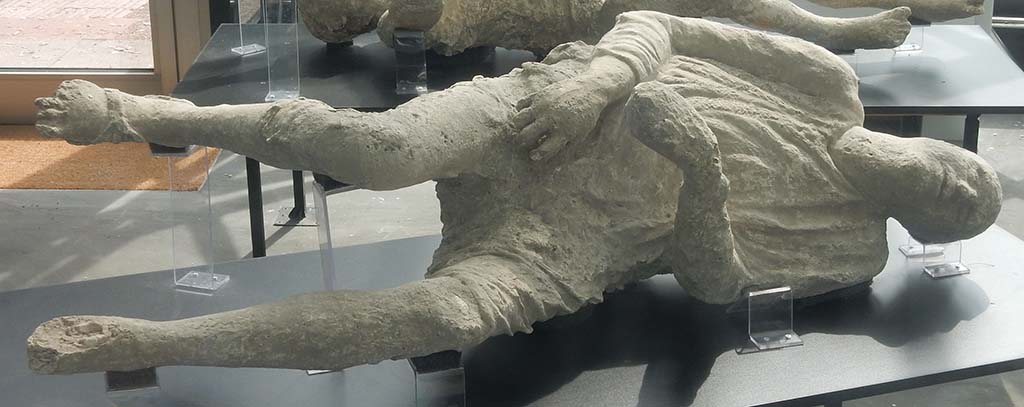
left=855, top=25, right=1024, bottom=151
left=3, top=220, right=1024, bottom=406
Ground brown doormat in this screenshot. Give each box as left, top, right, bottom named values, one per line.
left=0, top=126, right=216, bottom=191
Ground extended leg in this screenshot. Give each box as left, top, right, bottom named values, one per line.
left=622, top=81, right=753, bottom=304
left=35, top=79, right=517, bottom=190
left=600, top=0, right=912, bottom=50
left=27, top=255, right=581, bottom=374
left=805, top=0, right=984, bottom=22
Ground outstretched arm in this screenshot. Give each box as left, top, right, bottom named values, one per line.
left=624, top=81, right=752, bottom=304
left=36, top=79, right=514, bottom=190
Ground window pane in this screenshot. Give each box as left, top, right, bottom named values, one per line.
left=0, top=0, right=154, bottom=69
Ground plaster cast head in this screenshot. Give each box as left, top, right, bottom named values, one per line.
left=832, top=127, right=1002, bottom=243
left=300, top=0, right=387, bottom=44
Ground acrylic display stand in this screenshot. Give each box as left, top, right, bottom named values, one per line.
left=230, top=0, right=266, bottom=56
left=263, top=0, right=301, bottom=101
left=409, top=351, right=466, bottom=407
left=895, top=17, right=930, bottom=54
left=394, top=29, right=429, bottom=95
left=305, top=174, right=358, bottom=376
left=737, top=286, right=803, bottom=353
left=105, top=368, right=160, bottom=406
left=841, top=21, right=929, bottom=77
left=922, top=240, right=971, bottom=278
left=310, top=174, right=359, bottom=284
left=899, top=235, right=945, bottom=258
left=894, top=27, right=926, bottom=54
left=156, top=146, right=229, bottom=293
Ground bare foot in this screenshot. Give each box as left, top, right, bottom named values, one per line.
left=901, top=0, right=984, bottom=22
left=833, top=7, right=913, bottom=50
left=27, top=315, right=149, bottom=374
left=34, top=80, right=115, bottom=145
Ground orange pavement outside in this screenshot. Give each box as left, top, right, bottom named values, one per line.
left=0, top=126, right=215, bottom=191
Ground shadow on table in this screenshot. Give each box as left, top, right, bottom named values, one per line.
left=464, top=268, right=989, bottom=407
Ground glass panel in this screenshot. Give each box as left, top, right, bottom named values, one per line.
left=0, top=0, right=154, bottom=69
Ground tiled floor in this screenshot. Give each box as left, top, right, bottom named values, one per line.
left=0, top=0, right=152, bottom=69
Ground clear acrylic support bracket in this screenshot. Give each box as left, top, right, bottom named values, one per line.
left=894, top=25, right=927, bottom=54
left=737, top=286, right=803, bottom=354
left=305, top=175, right=359, bottom=376
left=305, top=180, right=334, bottom=376
left=394, top=29, right=429, bottom=95
left=106, top=368, right=161, bottom=406
left=155, top=146, right=229, bottom=293
left=230, top=0, right=267, bottom=56
left=922, top=240, right=970, bottom=279
left=263, top=0, right=301, bottom=101
left=409, top=351, right=466, bottom=407
left=899, top=235, right=945, bottom=258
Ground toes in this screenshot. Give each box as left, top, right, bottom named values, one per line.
left=35, top=124, right=62, bottom=139
left=34, top=97, right=62, bottom=110
left=71, top=321, right=103, bottom=335
left=75, top=334, right=110, bottom=349
left=893, top=6, right=912, bottom=19
left=518, top=120, right=549, bottom=149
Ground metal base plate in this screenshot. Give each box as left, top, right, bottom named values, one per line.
left=924, top=262, right=970, bottom=279
left=737, top=330, right=804, bottom=354
left=174, top=270, right=230, bottom=292
left=396, top=82, right=428, bottom=95
left=894, top=43, right=923, bottom=53
left=274, top=206, right=317, bottom=227
left=899, top=244, right=945, bottom=258
left=306, top=369, right=335, bottom=376
left=266, top=90, right=300, bottom=102
left=231, top=43, right=266, bottom=56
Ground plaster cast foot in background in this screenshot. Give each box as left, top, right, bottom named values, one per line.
left=730, top=2, right=913, bottom=51
left=840, top=6, right=914, bottom=49
left=807, top=0, right=984, bottom=22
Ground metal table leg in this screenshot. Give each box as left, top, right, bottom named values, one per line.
left=288, top=170, right=306, bottom=220
left=245, top=157, right=267, bottom=258
left=964, top=114, right=981, bottom=153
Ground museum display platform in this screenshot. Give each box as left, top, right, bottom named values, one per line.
left=852, top=24, right=1024, bottom=151
left=3, top=219, right=1023, bottom=406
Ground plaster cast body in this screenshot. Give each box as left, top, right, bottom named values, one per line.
left=29, top=12, right=1000, bottom=375
left=305, top=0, right=984, bottom=54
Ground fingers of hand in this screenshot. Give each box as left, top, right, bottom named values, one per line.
left=530, top=133, right=570, bottom=161
left=35, top=124, right=62, bottom=139
left=515, top=94, right=535, bottom=111
left=34, top=97, right=61, bottom=110
left=513, top=107, right=536, bottom=131
left=518, top=120, right=549, bottom=149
